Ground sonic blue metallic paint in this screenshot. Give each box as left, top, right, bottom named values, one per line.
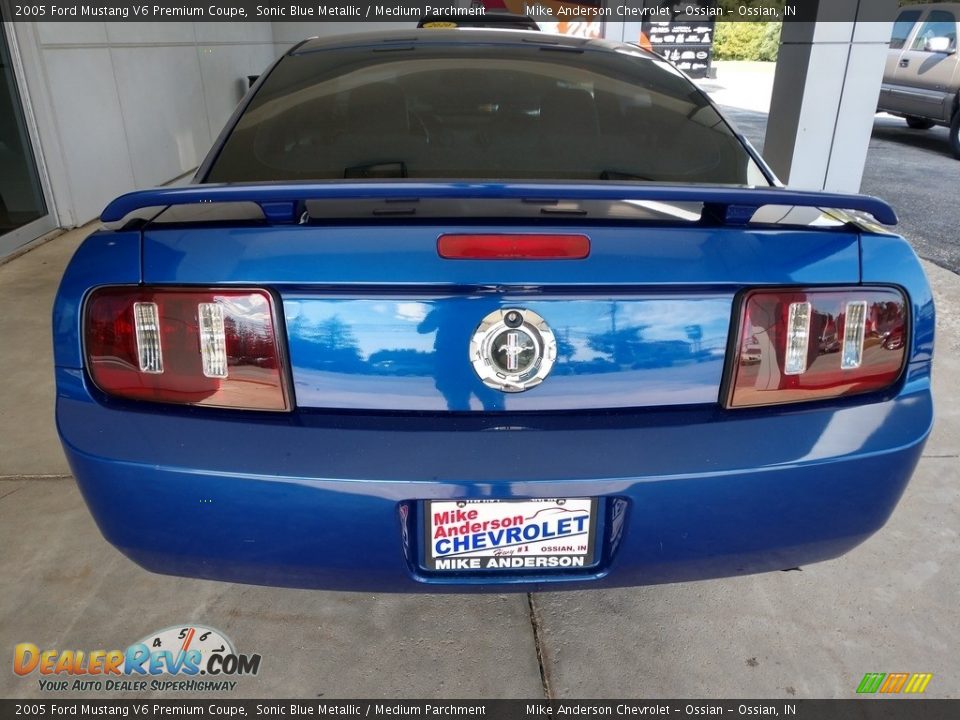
left=53, top=210, right=934, bottom=591
left=139, top=224, right=862, bottom=286
left=56, top=365, right=931, bottom=591
left=283, top=295, right=733, bottom=412
left=131, top=222, right=864, bottom=416
left=100, top=181, right=899, bottom=226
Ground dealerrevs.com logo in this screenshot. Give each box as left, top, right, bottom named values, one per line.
left=13, top=625, right=261, bottom=693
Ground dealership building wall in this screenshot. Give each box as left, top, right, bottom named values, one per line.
left=1, top=19, right=420, bottom=255
left=7, top=21, right=281, bottom=229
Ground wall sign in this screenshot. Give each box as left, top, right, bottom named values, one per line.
left=640, top=1, right=717, bottom=79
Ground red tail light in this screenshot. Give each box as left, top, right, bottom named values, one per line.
left=84, top=287, right=291, bottom=411
left=438, top=234, right=590, bottom=260
left=725, top=287, right=908, bottom=409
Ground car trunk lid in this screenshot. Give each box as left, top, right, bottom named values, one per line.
left=141, top=220, right=861, bottom=412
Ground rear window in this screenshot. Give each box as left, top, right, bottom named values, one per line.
left=205, top=43, right=767, bottom=186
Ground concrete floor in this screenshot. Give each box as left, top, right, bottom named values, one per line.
left=1, top=64, right=958, bottom=700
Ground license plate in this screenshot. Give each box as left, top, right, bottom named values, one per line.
left=424, top=498, right=597, bottom=572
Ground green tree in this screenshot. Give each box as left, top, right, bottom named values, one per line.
left=714, top=21, right=782, bottom=61
left=758, top=21, right=782, bottom=61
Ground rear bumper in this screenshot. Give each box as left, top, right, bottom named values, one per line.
left=56, top=365, right=933, bottom=592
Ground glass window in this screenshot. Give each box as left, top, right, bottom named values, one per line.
left=205, top=43, right=766, bottom=186
left=890, top=10, right=922, bottom=50
left=0, top=24, right=47, bottom=238
left=911, top=11, right=957, bottom=51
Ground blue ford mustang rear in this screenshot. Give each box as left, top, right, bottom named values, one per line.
left=53, top=30, right=934, bottom=591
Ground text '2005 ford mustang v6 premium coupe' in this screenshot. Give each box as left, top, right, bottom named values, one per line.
left=53, top=30, right=935, bottom=591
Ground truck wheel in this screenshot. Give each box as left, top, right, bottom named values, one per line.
left=906, top=116, right=935, bottom=130
left=951, top=110, right=960, bottom=159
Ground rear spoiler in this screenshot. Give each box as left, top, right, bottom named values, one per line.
left=100, top=182, right=898, bottom=227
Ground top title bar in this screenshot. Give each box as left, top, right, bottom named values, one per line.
left=0, top=1, right=904, bottom=23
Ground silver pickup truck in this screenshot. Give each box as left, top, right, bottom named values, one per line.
left=879, top=2, right=960, bottom=158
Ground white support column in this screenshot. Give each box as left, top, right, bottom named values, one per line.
left=764, top=0, right=897, bottom=192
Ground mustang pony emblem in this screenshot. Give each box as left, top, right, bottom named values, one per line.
left=498, top=330, right=535, bottom=372
left=470, top=309, right=557, bottom=392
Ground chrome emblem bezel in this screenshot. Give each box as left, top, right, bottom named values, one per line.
left=469, top=308, right=557, bottom=393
